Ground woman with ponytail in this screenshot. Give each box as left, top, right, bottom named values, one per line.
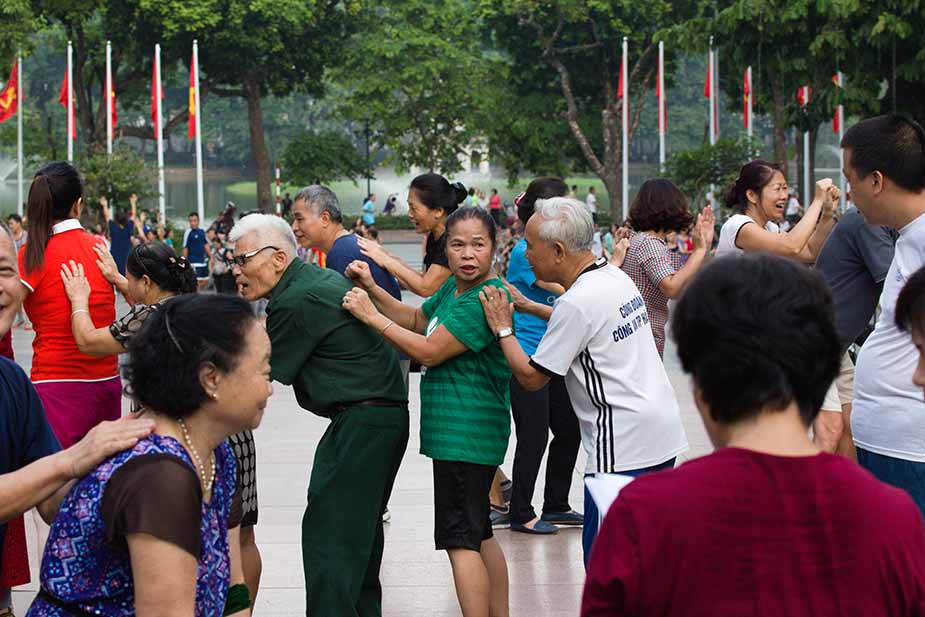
left=18, top=161, right=121, bottom=448
left=715, top=160, right=840, bottom=261
left=59, top=241, right=197, bottom=357
left=357, top=172, right=466, bottom=297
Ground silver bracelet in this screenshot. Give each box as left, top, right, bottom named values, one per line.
left=71, top=309, right=90, bottom=317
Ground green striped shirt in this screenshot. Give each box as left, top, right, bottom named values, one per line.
left=419, top=277, right=511, bottom=466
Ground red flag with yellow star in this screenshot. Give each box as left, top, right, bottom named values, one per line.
left=0, top=62, right=19, bottom=124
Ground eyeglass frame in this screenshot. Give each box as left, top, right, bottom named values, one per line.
left=230, top=245, right=280, bottom=267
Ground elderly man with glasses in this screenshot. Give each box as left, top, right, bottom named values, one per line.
left=229, top=213, right=408, bottom=617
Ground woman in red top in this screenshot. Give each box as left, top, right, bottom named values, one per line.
left=18, top=161, right=120, bottom=448
left=582, top=254, right=925, bottom=616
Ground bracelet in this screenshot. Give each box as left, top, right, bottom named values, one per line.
left=71, top=309, right=90, bottom=317
left=381, top=320, right=395, bottom=334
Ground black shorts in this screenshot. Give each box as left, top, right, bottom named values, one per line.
left=433, top=459, right=496, bottom=551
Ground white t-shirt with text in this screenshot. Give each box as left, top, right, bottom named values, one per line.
left=530, top=260, right=688, bottom=474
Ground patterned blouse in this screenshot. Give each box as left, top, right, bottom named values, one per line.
left=27, top=434, right=237, bottom=617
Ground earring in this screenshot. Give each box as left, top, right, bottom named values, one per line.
left=210, top=392, right=219, bottom=401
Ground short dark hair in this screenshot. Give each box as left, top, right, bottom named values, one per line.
left=671, top=254, right=840, bottom=426
left=7, top=214, right=22, bottom=224
left=124, top=294, right=257, bottom=419
left=188, top=212, right=199, bottom=219
left=724, top=160, right=782, bottom=213
left=446, top=207, right=497, bottom=249
left=517, top=177, right=568, bottom=226
left=126, top=242, right=197, bottom=295
left=409, top=173, right=466, bottom=217
left=628, top=179, right=694, bottom=233
left=841, top=115, right=925, bottom=192
left=896, top=266, right=925, bottom=335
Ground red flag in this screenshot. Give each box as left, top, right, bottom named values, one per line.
left=109, top=81, right=118, bottom=130
left=796, top=85, right=811, bottom=107
left=151, top=61, right=163, bottom=133
left=704, top=60, right=711, bottom=99
left=0, top=62, right=18, bottom=124
left=743, top=68, right=750, bottom=130
left=831, top=75, right=841, bottom=133
left=58, top=68, right=76, bottom=138
left=656, top=57, right=666, bottom=133
left=617, top=53, right=630, bottom=121
left=188, top=57, right=196, bottom=140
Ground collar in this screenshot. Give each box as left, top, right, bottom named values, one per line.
left=267, top=258, right=305, bottom=307
left=52, top=219, right=83, bottom=236
left=578, top=256, right=608, bottom=278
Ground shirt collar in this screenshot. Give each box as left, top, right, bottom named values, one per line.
left=51, top=219, right=83, bottom=236
left=267, top=258, right=305, bottom=308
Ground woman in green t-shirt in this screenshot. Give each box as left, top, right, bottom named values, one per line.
left=342, top=207, right=513, bottom=617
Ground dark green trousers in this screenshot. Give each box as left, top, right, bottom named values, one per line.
left=302, top=404, right=409, bottom=617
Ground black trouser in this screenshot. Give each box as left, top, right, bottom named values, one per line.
left=509, top=376, right=581, bottom=524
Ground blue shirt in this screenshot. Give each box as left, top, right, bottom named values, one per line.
left=506, top=239, right=558, bottom=356
left=362, top=201, right=376, bottom=226
left=108, top=220, right=134, bottom=275
left=0, top=356, right=61, bottom=572
left=326, top=233, right=402, bottom=301
left=184, top=228, right=208, bottom=265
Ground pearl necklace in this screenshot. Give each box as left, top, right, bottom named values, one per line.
left=178, top=418, right=216, bottom=492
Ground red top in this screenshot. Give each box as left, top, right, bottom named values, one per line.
left=582, top=448, right=925, bottom=617
left=489, top=194, right=502, bottom=210
left=18, top=220, right=117, bottom=382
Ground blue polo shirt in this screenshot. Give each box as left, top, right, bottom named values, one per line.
left=0, top=356, right=61, bottom=572
left=326, top=233, right=402, bottom=301
left=506, top=238, right=558, bottom=356
left=183, top=228, right=208, bottom=265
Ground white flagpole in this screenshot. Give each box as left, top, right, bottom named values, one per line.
left=155, top=43, right=166, bottom=222
left=658, top=41, right=666, bottom=172
left=747, top=66, right=753, bottom=138
left=16, top=54, right=23, bottom=216
left=714, top=48, right=720, bottom=140
left=67, top=41, right=73, bottom=162
left=708, top=37, right=715, bottom=207
left=275, top=163, right=281, bottom=215
left=837, top=72, right=846, bottom=211
left=803, top=86, right=810, bottom=210
left=193, top=39, right=205, bottom=222
left=621, top=36, right=629, bottom=221
left=106, top=41, right=113, bottom=156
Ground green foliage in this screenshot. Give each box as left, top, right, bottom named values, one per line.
left=80, top=148, right=156, bottom=207
left=665, top=137, right=761, bottom=211
left=281, top=129, right=369, bottom=186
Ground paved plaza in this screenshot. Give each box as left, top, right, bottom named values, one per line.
left=10, top=240, right=712, bottom=616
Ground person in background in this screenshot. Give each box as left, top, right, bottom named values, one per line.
left=27, top=294, right=265, bottom=617
left=343, top=208, right=511, bottom=617
left=585, top=186, right=598, bottom=224
left=383, top=194, right=398, bottom=216
left=479, top=197, right=687, bottom=566
left=465, top=188, right=475, bottom=208
left=582, top=254, right=925, bottom=616
left=18, top=162, right=122, bottom=449
left=489, top=188, right=503, bottom=228
left=362, top=194, right=377, bottom=227
left=786, top=190, right=804, bottom=226
left=842, top=114, right=925, bottom=516
left=281, top=192, right=293, bottom=219
left=155, top=223, right=171, bottom=247
left=210, top=231, right=237, bottom=294
left=6, top=215, right=27, bottom=328
left=620, top=179, right=715, bottom=358
left=183, top=212, right=211, bottom=291
left=100, top=194, right=137, bottom=277
left=569, top=185, right=579, bottom=199
left=358, top=173, right=463, bottom=297
left=676, top=228, right=693, bottom=265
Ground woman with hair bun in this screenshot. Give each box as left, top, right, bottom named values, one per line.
left=59, top=241, right=197, bottom=356
left=715, top=159, right=839, bottom=260
left=18, top=161, right=121, bottom=448
left=358, top=172, right=466, bottom=297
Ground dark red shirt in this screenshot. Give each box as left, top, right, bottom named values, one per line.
left=582, top=448, right=925, bottom=617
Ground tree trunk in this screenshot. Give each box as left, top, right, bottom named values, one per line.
left=602, top=169, right=621, bottom=223
left=243, top=76, right=273, bottom=212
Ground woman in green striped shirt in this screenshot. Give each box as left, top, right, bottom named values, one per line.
left=342, top=206, right=513, bottom=617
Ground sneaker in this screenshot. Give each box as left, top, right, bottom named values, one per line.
left=490, top=505, right=510, bottom=529
left=500, top=478, right=513, bottom=505
left=540, top=510, right=584, bottom=526
left=382, top=507, right=391, bottom=523
left=511, top=519, right=559, bottom=535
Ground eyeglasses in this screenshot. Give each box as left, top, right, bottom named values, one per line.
left=231, top=246, right=279, bottom=267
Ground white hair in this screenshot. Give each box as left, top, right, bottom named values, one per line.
left=533, top=197, right=594, bottom=252
left=228, top=213, right=298, bottom=257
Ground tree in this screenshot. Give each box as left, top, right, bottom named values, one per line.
left=481, top=0, right=699, bottom=219
left=665, top=137, right=761, bottom=211
left=334, top=0, right=502, bottom=174
left=281, top=129, right=368, bottom=186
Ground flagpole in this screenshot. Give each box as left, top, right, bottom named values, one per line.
left=714, top=47, right=720, bottom=140
left=155, top=43, right=166, bottom=222
left=708, top=37, right=715, bottom=208
left=621, top=36, right=629, bottom=221
left=275, top=163, right=281, bottom=215
left=658, top=41, right=666, bottom=172
left=67, top=41, right=73, bottom=162
left=16, top=54, right=23, bottom=216
left=746, top=66, right=753, bottom=138
left=837, top=71, right=846, bottom=211
left=193, top=39, right=205, bottom=222
left=106, top=41, right=113, bottom=156
left=802, top=86, right=810, bottom=211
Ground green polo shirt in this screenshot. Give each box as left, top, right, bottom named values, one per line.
left=267, top=259, right=407, bottom=417
left=419, top=277, right=512, bottom=466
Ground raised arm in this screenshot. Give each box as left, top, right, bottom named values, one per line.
left=796, top=194, right=839, bottom=263
left=345, top=260, right=427, bottom=332
left=100, top=195, right=112, bottom=223
left=358, top=236, right=451, bottom=297
left=60, top=260, right=127, bottom=356
left=479, top=285, right=550, bottom=391
left=657, top=207, right=715, bottom=299
left=93, top=244, right=131, bottom=298
left=736, top=180, right=836, bottom=258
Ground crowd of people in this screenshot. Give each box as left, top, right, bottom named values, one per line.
left=1, top=112, right=925, bottom=617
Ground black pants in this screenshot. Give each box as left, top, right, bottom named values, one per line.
left=509, top=376, right=581, bottom=524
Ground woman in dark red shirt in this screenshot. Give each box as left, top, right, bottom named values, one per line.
left=582, top=254, right=925, bottom=617
left=18, top=162, right=120, bottom=448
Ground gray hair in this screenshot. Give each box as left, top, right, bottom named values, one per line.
left=295, top=185, right=343, bottom=224
left=228, top=213, right=298, bottom=258
left=533, top=197, right=594, bottom=252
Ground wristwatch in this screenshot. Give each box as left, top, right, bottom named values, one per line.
left=496, top=327, right=514, bottom=341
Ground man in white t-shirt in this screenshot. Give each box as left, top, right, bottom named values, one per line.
left=842, top=114, right=925, bottom=516
left=479, top=197, right=688, bottom=566
left=585, top=187, right=598, bottom=223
